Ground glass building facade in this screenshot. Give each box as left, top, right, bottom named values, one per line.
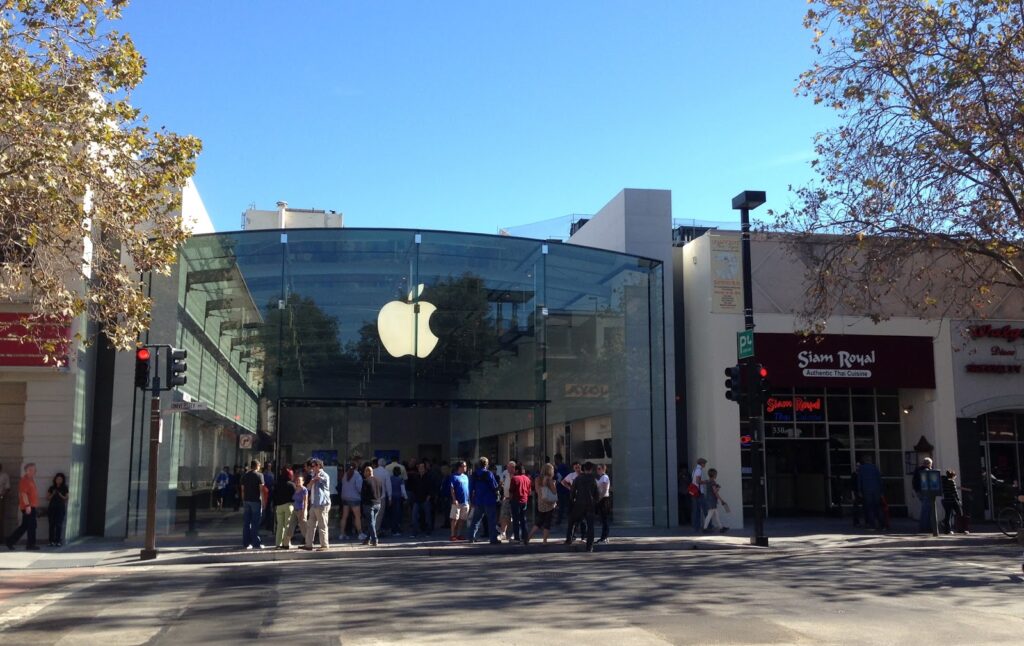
left=134, top=229, right=668, bottom=529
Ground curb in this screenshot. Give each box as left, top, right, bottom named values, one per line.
left=117, top=533, right=1015, bottom=567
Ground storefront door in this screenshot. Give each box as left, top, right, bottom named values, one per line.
left=765, top=439, right=829, bottom=515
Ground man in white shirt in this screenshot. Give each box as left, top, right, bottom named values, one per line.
left=595, top=464, right=612, bottom=544
left=371, top=459, right=392, bottom=534
left=691, top=458, right=708, bottom=532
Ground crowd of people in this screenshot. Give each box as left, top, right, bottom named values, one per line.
left=226, top=453, right=613, bottom=552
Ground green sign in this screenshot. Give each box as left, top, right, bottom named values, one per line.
left=737, top=330, right=754, bottom=360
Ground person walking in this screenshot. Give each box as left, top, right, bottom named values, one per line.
left=304, top=459, right=331, bottom=551
left=528, top=463, right=558, bottom=543
left=913, top=457, right=934, bottom=533
left=941, top=469, right=966, bottom=534
left=468, top=457, right=500, bottom=544
left=595, top=464, right=612, bottom=544
left=371, top=458, right=391, bottom=536
left=858, top=454, right=883, bottom=531
left=560, top=461, right=584, bottom=539
left=46, top=472, right=69, bottom=547
left=691, top=458, right=708, bottom=532
left=240, top=460, right=265, bottom=549
left=337, top=463, right=363, bottom=541
left=508, top=463, right=532, bottom=544
left=212, top=466, right=230, bottom=511
left=273, top=468, right=296, bottom=548
left=6, top=463, right=39, bottom=550
left=565, top=461, right=600, bottom=552
left=281, top=474, right=307, bottom=549
left=361, top=465, right=384, bottom=546
left=701, top=468, right=730, bottom=533
left=498, top=460, right=515, bottom=541
left=449, top=461, right=470, bottom=542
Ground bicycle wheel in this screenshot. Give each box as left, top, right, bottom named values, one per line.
left=996, top=507, right=1023, bottom=537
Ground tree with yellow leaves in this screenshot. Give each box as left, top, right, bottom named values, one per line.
left=0, top=0, right=201, bottom=360
left=773, top=0, right=1024, bottom=331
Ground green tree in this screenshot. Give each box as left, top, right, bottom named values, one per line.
left=774, top=0, right=1024, bottom=331
left=0, top=0, right=201, bottom=358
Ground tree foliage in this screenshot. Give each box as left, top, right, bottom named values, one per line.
left=0, top=0, right=201, bottom=359
left=773, top=0, right=1024, bottom=331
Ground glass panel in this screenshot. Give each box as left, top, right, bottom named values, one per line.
left=986, top=413, right=1017, bottom=442
left=853, top=425, right=876, bottom=450
left=828, top=426, right=851, bottom=449
left=851, top=397, right=875, bottom=422
left=877, top=424, right=902, bottom=450
left=765, top=394, right=794, bottom=423
left=876, top=397, right=900, bottom=423
left=830, top=449, right=852, bottom=472
left=794, top=395, right=826, bottom=422
left=795, top=423, right=826, bottom=438
left=766, top=422, right=794, bottom=439
left=878, top=451, right=903, bottom=477
left=826, top=395, right=850, bottom=422
left=545, top=243, right=663, bottom=527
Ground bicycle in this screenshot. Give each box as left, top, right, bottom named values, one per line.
left=995, top=497, right=1024, bottom=537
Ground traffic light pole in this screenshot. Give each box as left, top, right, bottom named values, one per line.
left=738, top=198, right=769, bottom=548
left=140, top=376, right=161, bottom=561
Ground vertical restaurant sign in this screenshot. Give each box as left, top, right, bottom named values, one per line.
left=710, top=234, right=742, bottom=314
left=754, top=333, right=935, bottom=388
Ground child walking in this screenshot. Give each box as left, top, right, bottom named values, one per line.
left=702, top=468, right=730, bottom=533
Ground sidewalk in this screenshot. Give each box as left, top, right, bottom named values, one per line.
left=0, top=510, right=1013, bottom=570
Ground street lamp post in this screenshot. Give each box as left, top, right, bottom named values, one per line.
left=732, top=190, right=769, bottom=548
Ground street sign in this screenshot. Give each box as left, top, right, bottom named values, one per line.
left=737, top=329, right=754, bottom=360
left=238, top=434, right=255, bottom=450
left=164, top=401, right=208, bottom=414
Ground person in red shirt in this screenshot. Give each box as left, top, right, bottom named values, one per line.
left=509, top=463, right=533, bottom=545
left=5, top=462, right=39, bottom=550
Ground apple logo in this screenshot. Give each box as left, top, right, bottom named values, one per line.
left=377, top=284, right=439, bottom=358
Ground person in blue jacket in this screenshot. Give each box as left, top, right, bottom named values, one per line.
left=468, top=457, right=501, bottom=544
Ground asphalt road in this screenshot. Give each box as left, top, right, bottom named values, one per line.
left=0, top=543, right=1021, bottom=645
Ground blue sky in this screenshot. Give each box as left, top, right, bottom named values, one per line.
left=120, top=1, right=834, bottom=234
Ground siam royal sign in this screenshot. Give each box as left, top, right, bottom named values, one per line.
left=754, top=333, right=936, bottom=388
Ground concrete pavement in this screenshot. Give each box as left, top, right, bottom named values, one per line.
left=0, top=511, right=1013, bottom=570
left=0, top=539, right=1021, bottom=645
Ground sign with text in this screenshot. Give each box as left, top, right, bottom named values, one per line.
left=737, top=329, right=754, bottom=360
left=165, top=401, right=208, bottom=414
left=754, top=333, right=935, bottom=388
left=710, top=235, right=743, bottom=314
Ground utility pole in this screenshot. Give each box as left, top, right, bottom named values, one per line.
left=140, top=349, right=162, bottom=561
left=732, top=190, right=769, bottom=548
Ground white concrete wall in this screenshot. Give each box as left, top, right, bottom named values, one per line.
left=570, top=188, right=678, bottom=526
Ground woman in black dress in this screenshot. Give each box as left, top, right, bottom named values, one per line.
left=47, top=472, right=69, bottom=546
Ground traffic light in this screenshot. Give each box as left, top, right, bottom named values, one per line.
left=724, top=365, right=743, bottom=403
left=167, top=347, right=188, bottom=388
left=134, top=348, right=151, bottom=390
left=756, top=364, right=770, bottom=401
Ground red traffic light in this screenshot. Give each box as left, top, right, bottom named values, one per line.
left=136, top=348, right=151, bottom=361
left=759, top=366, right=768, bottom=378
